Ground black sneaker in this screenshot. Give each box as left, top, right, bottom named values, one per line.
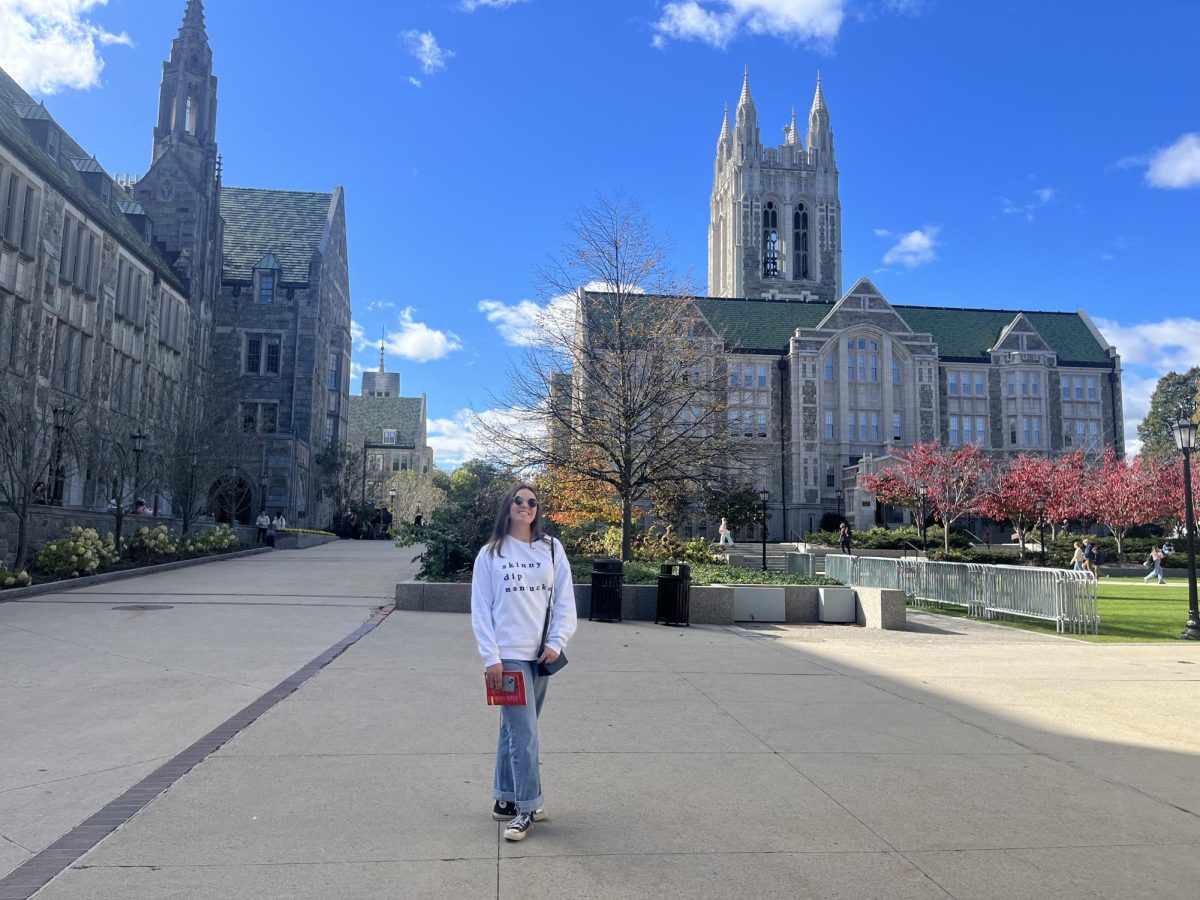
left=504, top=812, right=533, bottom=841
left=492, top=800, right=545, bottom=821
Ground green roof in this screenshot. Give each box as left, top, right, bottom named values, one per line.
left=347, top=396, right=424, bottom=446
left=220, top=187, right=331, bottom=284
left=692, top=296, right=1112, bottom=365
left=0, top=67, right=184, bottom=292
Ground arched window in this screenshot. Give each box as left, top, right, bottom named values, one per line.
left=793, top=205, right=809, bottom=279
left=185, top=96, right=197, bottom=135
left=762, top=202, right=779, bottom=278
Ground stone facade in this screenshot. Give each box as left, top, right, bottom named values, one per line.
left=346, top=359, right=434, bottom=505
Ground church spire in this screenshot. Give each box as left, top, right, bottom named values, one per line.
left=180, top=0, right=206, bottom=35
left=785, top=106, right=800, bottom=146
left=807, top=71, right=834, bottom=165
left=379, top=330, right=386, bottom=374
left=733, top=68, right=760, bottom=161
left=717, top=104, right=731, bottom=151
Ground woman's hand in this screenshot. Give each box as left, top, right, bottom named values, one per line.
left=484, top=663, right=504, bottom=690
left=537, top=647, right=559, bottom=665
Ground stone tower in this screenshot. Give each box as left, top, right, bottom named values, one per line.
left=134, top=0, right=222, bottom=307
left=708, top=71, right=841, bottom=303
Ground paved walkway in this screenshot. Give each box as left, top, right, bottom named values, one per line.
left=3, top=543, right=1199, bottom=898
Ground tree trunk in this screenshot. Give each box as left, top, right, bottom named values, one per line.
left=944, top=518, right=951, bottom=552
left=12, top=506, right=30, bottom=570
left=621, top=494, right=633, bottom=562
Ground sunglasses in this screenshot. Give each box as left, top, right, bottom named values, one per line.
left=512, top=497, right=538, bottom=508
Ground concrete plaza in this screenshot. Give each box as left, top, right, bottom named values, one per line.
left=2, top=542, right=1199, bottom=898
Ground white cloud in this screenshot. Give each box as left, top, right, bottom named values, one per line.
left=478, top=291, right=576, bottom=347
left=653, top=0, right=846, bottom=49
left=402, top=29, right=453, bottom=75
left=364, top=300, right=396, bottom=312
left=461, top=0, right=526, bottom=9
left=1000, top=186, right=1056, bottom=221
left=427, top=407, right=545, bottom=468
left=1145, top=133, right=1200, bottom=189
left=352, top=310, right=460, bottom=362
left=1092, top=316, right=1200, bottom=372
left=0, top=0, right=131, bottom=95
left=348, top=361, right=365, bottom=384
left=386, top=307, right=462, bottom=363
left=880, top=226, right=939, bottom=267
left=408, top=76, right=422, bottom=88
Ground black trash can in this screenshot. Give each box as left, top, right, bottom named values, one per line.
left=655, top=563, right=691, bottom=626
left=589, top=559, right=624, bottom=622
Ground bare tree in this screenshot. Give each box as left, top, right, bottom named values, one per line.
left=0, top=318, right=94, bottom=567
left=476, top=194, right=745, bottom=560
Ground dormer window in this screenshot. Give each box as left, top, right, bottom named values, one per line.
left=253, top=252, right=282, bottom=303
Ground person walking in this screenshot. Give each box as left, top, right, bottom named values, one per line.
left=471, top=485, right=576, bottom=843
left=839, top=521, right=852, bottom=555
left=271, top=510, right=287, bottom=531
left=1144, top=544, right=1166, bottom=585
left=718, top=517, right=735, bottom=547
left=1082, top=538, right=1097, bottom=577
left=1070, top=541, right=1085, bottom=571
left=255, top=510, right=270, bottom=544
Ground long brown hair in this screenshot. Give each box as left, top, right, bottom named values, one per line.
left=486, top=483, right=547, bottom=557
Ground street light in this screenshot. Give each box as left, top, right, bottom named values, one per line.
left=51, top=406, right=73, bottom=505
left=917, top=484, right=928, bottom=554
left=1035, top=496, right=1047, bottom=568
left=758, top=488, right=770, bottom=571
left=261, top=473, right=270, bottom=512
left=1170, top=419, right=1199, bottom=641
left=130, top=430, right=147, bottom=508
left=835, top=486, right=844, bottom=520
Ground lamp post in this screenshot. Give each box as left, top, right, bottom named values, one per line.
left=1035, top=496, right=1047, bottom=568
left=1170, top=419, right=1199, bottom=641
left=758, top=488, right=770, bottom=571
left=130, top=430, right=147, bottom=508
left=51, top=406, right=73, bottom=505
left=261, top=474, right=270, bottom=513
left=187, top=451, right=198, bottom=533
left=835, top=487, right=844, bottom=521
left=917, top=484, right=928, bottom=554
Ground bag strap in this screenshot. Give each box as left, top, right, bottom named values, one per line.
left=539, top=538, right=555, bottom=653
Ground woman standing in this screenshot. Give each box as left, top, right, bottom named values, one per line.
left=1070, top=541, right=1085, bottom=571
left=471, top=485, right=577, bottom=842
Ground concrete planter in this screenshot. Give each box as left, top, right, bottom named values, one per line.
left=719, top=584, right=786, bottom=623
left=818, top=586, right=856, bottom=623
left=274, top=532, right=339, bottom=550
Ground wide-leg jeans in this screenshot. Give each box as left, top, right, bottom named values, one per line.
left=493, top=659, right=548, bottom=814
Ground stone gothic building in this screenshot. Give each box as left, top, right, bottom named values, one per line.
left=581, top=73, right=1124, bottom=542
left=0, top=0, right=351, bottom=549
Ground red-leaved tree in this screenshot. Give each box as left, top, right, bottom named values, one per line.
left=1086, top=449, right=1159, bottom=555
left=862, top=442, right=991, bottom=551
left=978, top=454, right=1057, bottom=557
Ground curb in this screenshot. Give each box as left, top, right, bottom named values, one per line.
left=0, top=547, right=273, bottom=602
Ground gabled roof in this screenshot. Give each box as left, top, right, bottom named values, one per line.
left=220, top=187, right=332, bottom=284
left=347, top=395, right=424, bottom=446
left=690, top=294, right=1113, bottom=365
left=0, top=65, right=185, bottom=292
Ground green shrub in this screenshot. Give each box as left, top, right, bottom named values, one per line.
left=183, top=523, right=239, bottom=554
left=36, top=526, right=114, bottom=578
left=0, top=565, right=32, bottom=589
left=125, top=525, right=179, bottom=564
left=809, top=525, right=970, bottom=551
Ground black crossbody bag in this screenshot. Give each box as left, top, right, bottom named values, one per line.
left=537, top=539, right=569, bottom=677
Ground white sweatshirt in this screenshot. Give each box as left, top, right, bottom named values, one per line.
left=471, top=536, right=577, bottom=667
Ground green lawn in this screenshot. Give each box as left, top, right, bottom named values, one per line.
left=914, top=577, right=1197, bottom=642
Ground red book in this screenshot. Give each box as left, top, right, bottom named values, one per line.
left=485, top=670, right=527, bottom=706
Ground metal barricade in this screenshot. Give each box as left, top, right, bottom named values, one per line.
left=854, top=556, right=903, bottom=590
left=785, top=552, right=816, bottom=577
left=824, top=554, right=854, bottom=585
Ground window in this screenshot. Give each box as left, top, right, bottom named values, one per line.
left=870, top=411, right=879, bottom=441
left=757, top=412, right=767, bottom=436
left=383, top=428, right=397, bottom=445
left=1062, top=379, right=1071, bottom=400
left=963, top=416, right=974, bottom=444
left=1, top=174, right=18, bottom=242
left=1007, top=373, right=1016, bottom=396
left=392, top=458, right=400, bottom=472
left=792, top=205, right=809, bottom=280
left=241, top=402, right=257, bottom=433
left=950, top=416, right=960, bottom=445
left=1009, top=416, right=1018, bottom=445
left=728, top=409, right=739, bottom=435
left=743, top=410, right=753, bottom=437
left=244, top=332, right=281, bottom=375
left=762, top=201, right=779, bottom=277
left=59, top=216, right=73, bottom=279
left=824, top=357, right=833, bottom=381
left=892, top=359, right=900, bottom=384
left=259, top=272, right=275, bottom=304
left=976, top=417, right=986, bottom=445
left=948, top=372, right=958, bottom=396
left=241, top=402, right=278, bottom=434
left=893, top=413, right=901, bottom=441
left=325, top=415, right=335, bottom=445
left=825, top=410, right=834, bottom=439
left=826, top=465, right=835, bottom=488
left=1031, top=373, right=1040, bottom=397
left=1032, top=416, right=1042, bottom=446
left=18, top=185, right=33, bottom=252
left=975, top=372, right=985, bottom=397
left=1021, top=373, right=1030, bottom=396
left=261, top=404, right=277, bottom=434
left=1074, top=376, right=1084, bottom=400
left=757, top=365, right=767, bottom=388
left=1088, top=421, right=1099, bottom=446
left=729, top=367, right=739, bottom=387
left=1086, top=376, right=1097, bottom=400
left=327, top=351, right=338, bottom=389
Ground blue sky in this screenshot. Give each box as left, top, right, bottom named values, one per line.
left=3, top=0, right=1198, bottom=464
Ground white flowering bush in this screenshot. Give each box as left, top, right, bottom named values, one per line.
left=183, top=523, right=238, bottom=554
left=36, top=526, right=110, bottom=578
left=125, top=525, right=179, bottom=563
left=0, top=565, right=32, bottom=589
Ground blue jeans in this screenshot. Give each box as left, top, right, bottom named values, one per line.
left=1144, top=562, right=1164, bottom=583
left=493, top=659, right=548, bottom=814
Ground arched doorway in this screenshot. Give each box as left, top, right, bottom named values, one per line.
left=208, top=478, right=253, bottom=525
